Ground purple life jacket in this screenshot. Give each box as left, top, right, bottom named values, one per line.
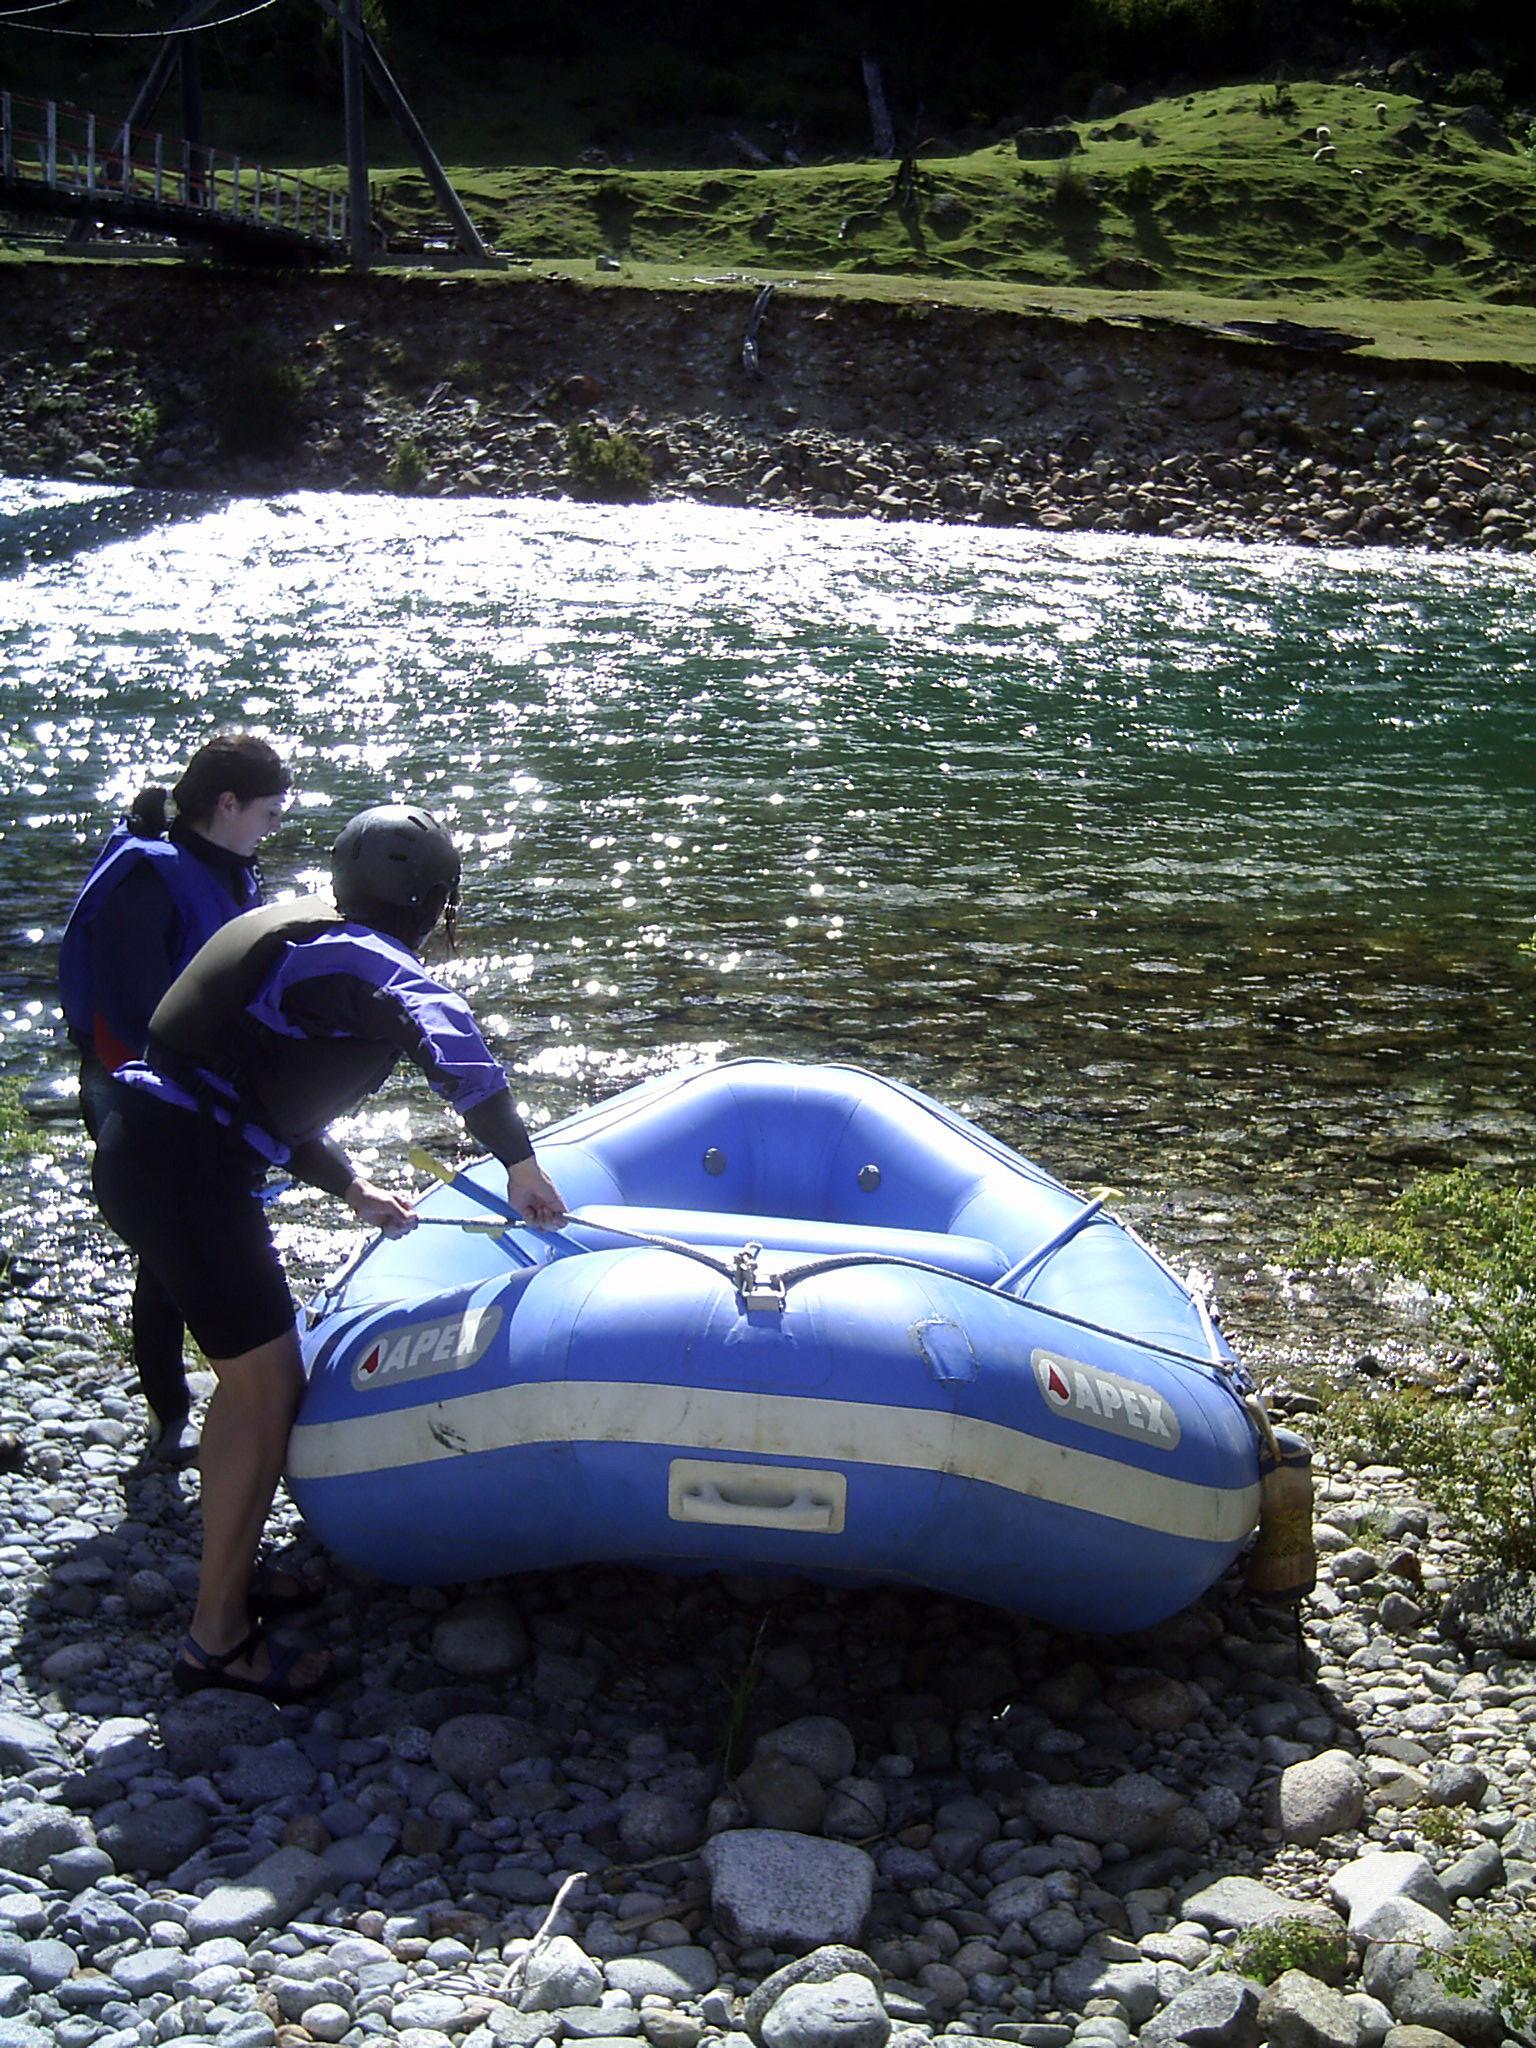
left=58, top=825, right=258, bottom=1061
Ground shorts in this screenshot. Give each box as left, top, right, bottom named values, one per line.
left=92, top=1087, right=297, bottom=1361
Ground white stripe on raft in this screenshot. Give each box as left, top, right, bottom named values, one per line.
left=286, top=1382, right=1259, bottom=1545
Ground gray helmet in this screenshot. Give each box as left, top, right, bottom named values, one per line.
left=331, top=804, right=461, bottom=922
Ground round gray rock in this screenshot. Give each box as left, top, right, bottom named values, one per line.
left=754, top=1718, right=858, bottom=1786
left=703, top=1831, right=876, bottom=1953
left=761, top=1974, right=890, bottom=2048
left=96, top=1797, right=209, bottom=1877
left=745, top=1946, right=883, bottom=2042
left=1257, top=1971, right=1362, bottom=2048
left=431, top=1597, right=528, bottom=1678
left=430, top=1713, right=541, bottom=1784
left=1274, top=1751, right=1365, bottom=1849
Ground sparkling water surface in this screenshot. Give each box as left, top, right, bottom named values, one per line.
left=2, top=483, right=1532, bottom=1324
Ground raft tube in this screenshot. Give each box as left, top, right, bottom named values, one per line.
left=290, top=1058, right=1266, bottom=1631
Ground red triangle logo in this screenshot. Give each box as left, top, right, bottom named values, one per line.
left=359, top=1345, right=381, bottom=1377
left=1047, top=1363, right=1070, bottom=1402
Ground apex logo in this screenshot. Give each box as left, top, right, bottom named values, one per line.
left=351, top=1305, right=502, bottom=1392
left=1032, top=1349, right=1181, bottom=1450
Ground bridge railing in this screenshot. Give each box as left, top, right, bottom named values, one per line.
left=1, top=88, right=348, bottom=245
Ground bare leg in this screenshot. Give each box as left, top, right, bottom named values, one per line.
left=185, top=1326, right=328, bottom=1690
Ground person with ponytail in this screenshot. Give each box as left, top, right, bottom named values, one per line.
left=91, top=803, right=564, bottom=1702
left=59, top=732, right=291, bottom=1457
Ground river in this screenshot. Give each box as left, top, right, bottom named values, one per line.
left=2, top=480, right=1532, bottom=1352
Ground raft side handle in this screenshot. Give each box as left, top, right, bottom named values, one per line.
left=407, top=1147, right=573, bottom=1266
left=668, top=1457, right=847, bottom=1534
left=992, top=1196, right=1106, bottom=1295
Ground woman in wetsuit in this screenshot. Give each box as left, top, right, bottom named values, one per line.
left=58, top=733, right=291, bottom=1458
left=91, top=803, right=565, bottom=1703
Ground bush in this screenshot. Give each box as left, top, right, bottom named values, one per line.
left=1303, top=1171, right=1535, bottom=1395
left=564, top=422, right=651, bottom=502
left=386, top=437, right=428, bottom=492
left=1121, top=162, right=1156, bottom=209
left=1234, top=1916, right=1350, bottom=1986
left=124, top=402, right=161, bottom=451
left=1433, top=1915, right=1536, bottom=2033
left=1052, top=162, right=1096, bottom=209
left=0, top=1079, right=33, bottom=1166
left=210, top=338, right=311, bottom=458
left=1300, top=1171, right=1536, bottom=1566
left=1444, top=67, right=1508, bottom=111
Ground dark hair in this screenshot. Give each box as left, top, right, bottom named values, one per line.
left=125, top=732, right=289, bottom=837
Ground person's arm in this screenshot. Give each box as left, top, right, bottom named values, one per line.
left=273, top=935, right=566, bottom=1222
left=286, top=1132, right=417, bottom=1236
left=462, top=1089, right=565, bottom=1225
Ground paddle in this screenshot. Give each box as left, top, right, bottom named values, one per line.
left=407, top=1147, right=581, bottom=1263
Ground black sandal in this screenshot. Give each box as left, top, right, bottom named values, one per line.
left=172, top=1623, right=330, bottom=1705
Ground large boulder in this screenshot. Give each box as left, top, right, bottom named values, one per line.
left=1330, top=1853, right=1452, bottom=1933
left=1021, top=1772, right=1186, bottom=1851
left=1274, top=1752, right=1365, bottom=1848
left=183, top=1847, right=328, bottom=1944
left=745, top=1947, right=883, bottom=2043
left=761, top=1974, right=890, bottom=2048
left=1258, top=1971, right=1363, bottom=2048
left=1140, top=1973, right=1262, bottom=2048
left=702, top=1832, right=875, bottom=1953
left=1015, top=126, right=1083, bottom=159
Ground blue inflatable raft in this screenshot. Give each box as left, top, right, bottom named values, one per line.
left=290, top=1058, right=1273, bottom=1630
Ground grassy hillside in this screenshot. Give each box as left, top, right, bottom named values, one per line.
left=5, top=63, right=1535, bottom=366
left=369, top=83, right=1536, bottom=305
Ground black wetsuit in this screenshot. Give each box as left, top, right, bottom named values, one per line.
left=93, top=899, right=532, bottom=1359
left=60, top=822, right=261, bottom=1425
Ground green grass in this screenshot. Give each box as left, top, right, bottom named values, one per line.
left=350, top=81, right=1536, bottom=365
left=358, top=81, right=1536, bottom=295
left=7, top=80, right=1536, bottom=369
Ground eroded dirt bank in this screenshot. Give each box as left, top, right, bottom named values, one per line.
left=3, top=260, right=1536, bottom=550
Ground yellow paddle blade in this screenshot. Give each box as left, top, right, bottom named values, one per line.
left=408, top=1146, right=457, bottom=1187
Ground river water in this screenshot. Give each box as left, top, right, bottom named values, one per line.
left=2, top=480, right=1532, bottom=1347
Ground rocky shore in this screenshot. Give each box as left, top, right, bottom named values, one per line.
left=2, top=264, right=1536, bottom=553
left=1, top=1109, right=1534, bottom=2048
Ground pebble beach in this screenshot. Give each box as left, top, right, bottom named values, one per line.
left=3, top=266, right=1536, bottom=555
left=0, top=1113, right=1533, bottom=2048
left=3, top=248, right=1535, bottom=2048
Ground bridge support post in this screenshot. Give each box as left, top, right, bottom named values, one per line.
left=180, top=40, right=204, bottom=206
left=342, top=0, right=370, bottom=270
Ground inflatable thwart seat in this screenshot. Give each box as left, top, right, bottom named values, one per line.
left=291, top=1058, right=1313, bottom=1630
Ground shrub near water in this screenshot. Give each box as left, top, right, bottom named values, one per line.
left=1301, top=1170, right=1536, bottom=1566
left=1436, top=1916, right=1536, bottom=2034
left=0, top=1080, right=31, bottom=1166
left=210, top=336, right=313, bottom=458
left=564, top=422, right=651, bottom=502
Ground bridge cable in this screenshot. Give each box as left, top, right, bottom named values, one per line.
left=0, top=0, right=282, bottom=33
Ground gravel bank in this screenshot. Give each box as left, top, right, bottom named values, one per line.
left=3, top=264, right=1535, bottom=553
left=0, top=1109, right=1533, bottom=2048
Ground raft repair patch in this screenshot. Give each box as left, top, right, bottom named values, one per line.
left=1031, top=1349, right=1181, bottom=1449
left=351, top=1305, right=503, bottom=1391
